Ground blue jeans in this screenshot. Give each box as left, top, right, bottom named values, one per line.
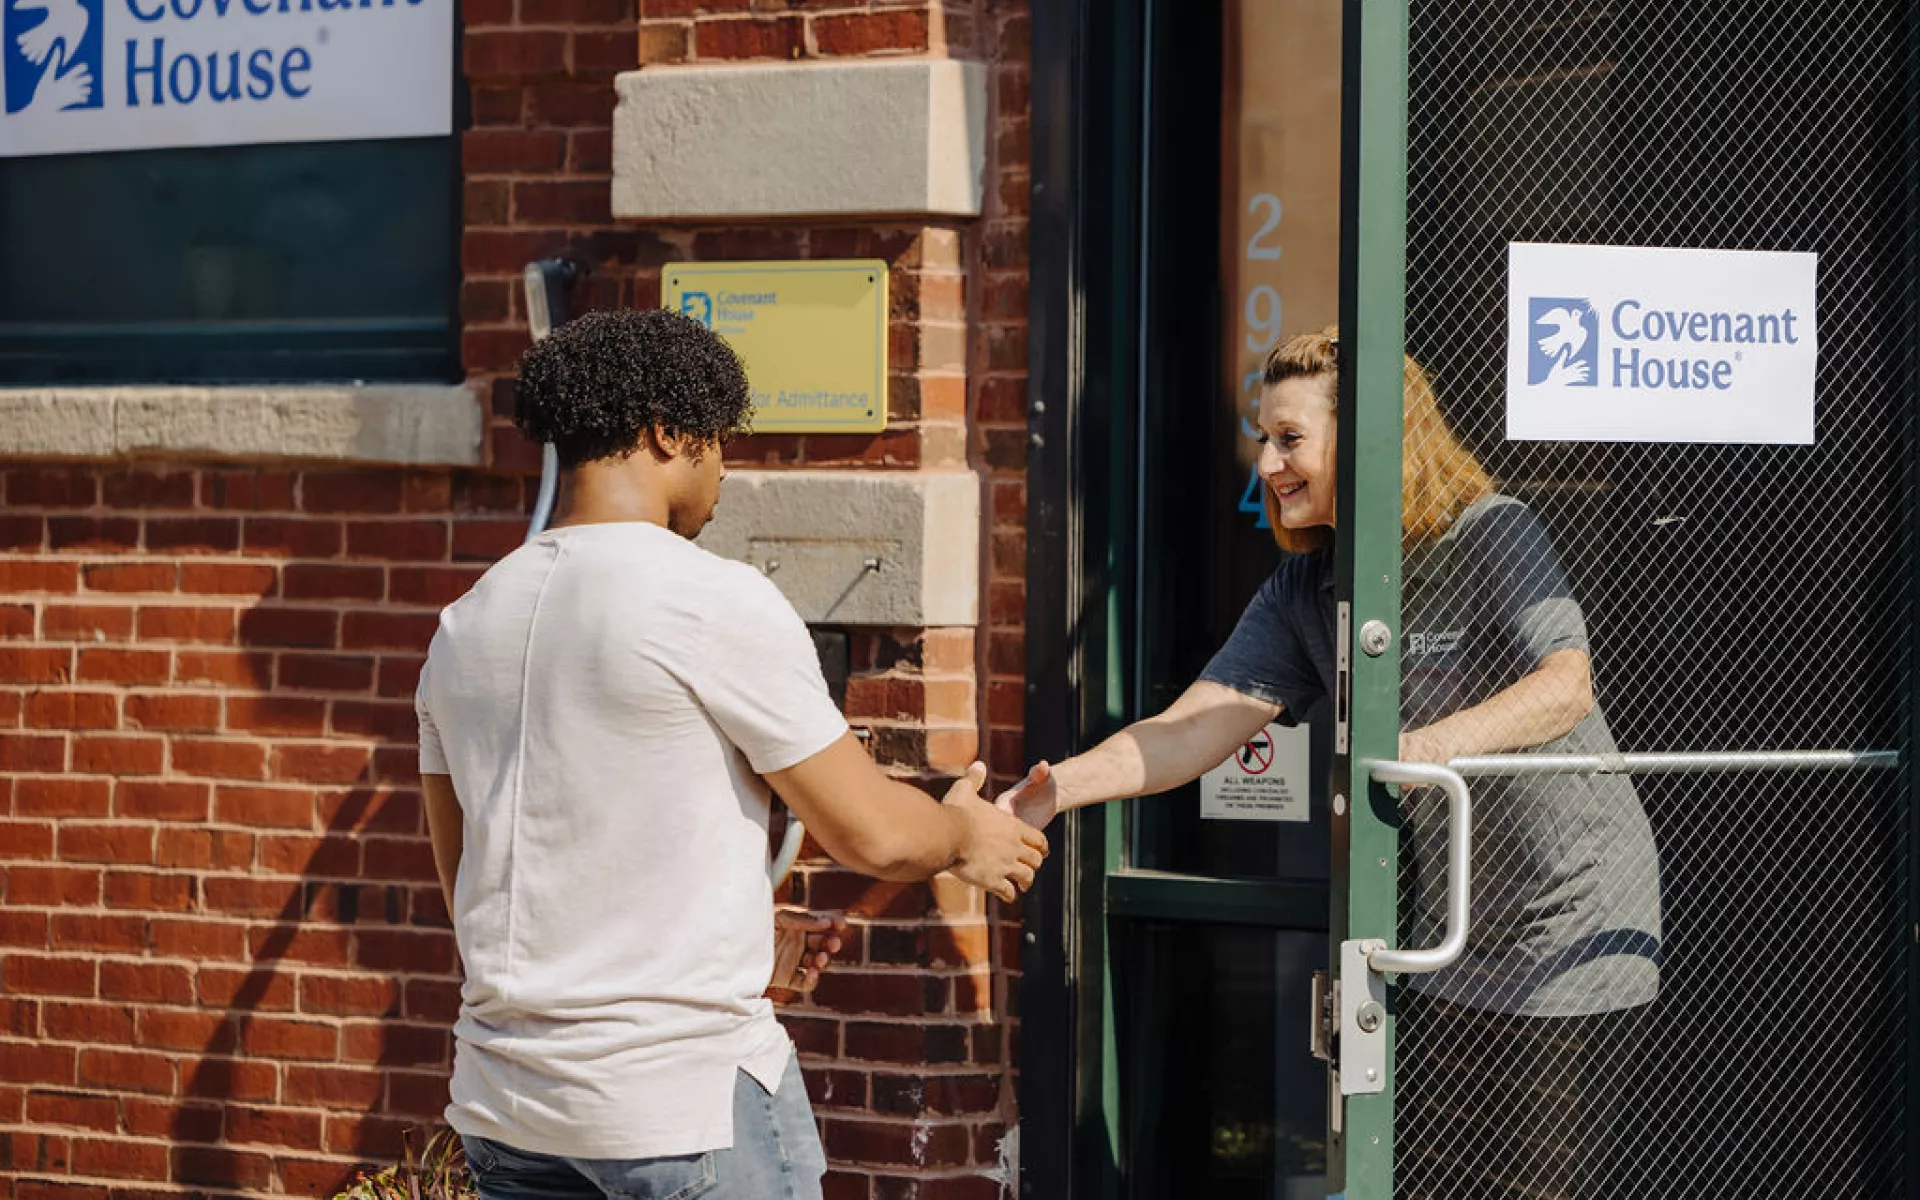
left=462, top=1055, right=826, bottom=1200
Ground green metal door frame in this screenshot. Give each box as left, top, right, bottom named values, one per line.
left=1329, top=0, right=1410, bottom=1193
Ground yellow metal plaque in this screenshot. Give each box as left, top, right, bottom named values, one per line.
left=663, top=260, right=889, bottom=434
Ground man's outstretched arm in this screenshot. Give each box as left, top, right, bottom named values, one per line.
left=764, top=733, right=1047, bottom=902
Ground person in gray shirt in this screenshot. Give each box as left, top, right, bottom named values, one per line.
left=1003, top=327, right=1659, bottom=1198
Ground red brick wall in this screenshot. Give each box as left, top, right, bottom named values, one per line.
left=0, top=466, right=517, bottom=1197
left=0, top=0, right=1030, bottom=1195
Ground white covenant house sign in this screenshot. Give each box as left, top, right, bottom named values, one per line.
left=1506, top=242, right=1818, bottom=445
left=0, top=0, right=451, bottom=157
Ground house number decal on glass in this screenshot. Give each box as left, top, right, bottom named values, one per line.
left=1235, top=194, right=1282, bottom=530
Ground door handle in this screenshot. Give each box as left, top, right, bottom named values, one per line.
left=1361, top=759, right=1473, bottom=975
left=1335, top=761, right=1472, bottom=1097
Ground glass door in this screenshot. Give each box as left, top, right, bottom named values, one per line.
left=1083, top=2, right=1347, bottom=1196
left=1331, top=1, right=1918, bottom=1196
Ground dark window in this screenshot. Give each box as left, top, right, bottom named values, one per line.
left=0, top=134, right=458, bottom=384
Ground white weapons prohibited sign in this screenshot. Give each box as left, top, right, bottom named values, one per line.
left=1200, top=723, right=1311, bottom=823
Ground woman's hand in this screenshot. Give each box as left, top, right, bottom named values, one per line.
left=998, top=761, right=1059, bottom=830
left=1400, top=648, right=1593, bottom=763
left=1398, top=727, right=1456, bottom=766
left=769, top=907, right=848, bottom=998
left=946, top=762, right=1051, bottom=902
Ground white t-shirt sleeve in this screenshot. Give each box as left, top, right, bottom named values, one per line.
left=690, top=571, right=849, bottom=775
left=415, top=658, right=450, bottom=776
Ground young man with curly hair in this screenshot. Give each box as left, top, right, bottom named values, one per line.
left=414, top=309, right=1047, bottom=1200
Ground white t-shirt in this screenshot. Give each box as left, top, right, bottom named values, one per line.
left=415, top=521, right=848, bottom=1160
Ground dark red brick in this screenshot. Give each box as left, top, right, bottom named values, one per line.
left=693, top=14, right=802, bottom=59
left=143, top=518, right=239, bottom=553
left=278, top=654, right=376, bottom=693
left=301, top=473, right=406, bottom=515
left=112, top=781, right=210, bottom=822
left=463, top=129, right=566, bottom=174
left=103, top=470, right=197, bottom=510
left=237, top=607, right=339, bottom=649
left=242, top=518, right=343, bottom=559
left=47, top=518, right=139, bottom=552
left=514, top=180, right=612, bottom=224
left=465, top=29, right=569, bottom=77
left=0, top=560, right=79, bottom=594
left=8, top=470, right=99, bottom=508
left=812, top=10, right=929, bottom=56
left=79, top=563, right=174, bottom=594
left=346, top=521, right=449, bottom=562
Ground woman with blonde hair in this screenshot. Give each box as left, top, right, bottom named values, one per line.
left=1005, top=326, right=1660, bottom=1197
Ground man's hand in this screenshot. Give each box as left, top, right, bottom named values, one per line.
left=997, top=760, right=1059, bottom=830
left=769, top=907, right=847, bottom=997
left=945, top=761, right=1049, bottom=902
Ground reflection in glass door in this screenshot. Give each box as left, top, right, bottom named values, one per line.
left=1118, top=926, right=1329, bottom=1199
left=1095, top=2, right=1346, bottom=1196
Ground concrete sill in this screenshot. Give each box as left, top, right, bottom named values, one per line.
left=0, top=384, right=485, bottom=467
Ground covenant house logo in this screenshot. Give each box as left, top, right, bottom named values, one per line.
left=1526, top=298, right=1598, bottom=387
left=3, top=0, right=447, bottom=161
left=1526, top=294, right=1805, bottom=393
left=4, top=0, right=103, bottom=113
left=680, top=292, right=715, bottom=329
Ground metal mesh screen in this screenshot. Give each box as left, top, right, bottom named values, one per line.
left=1391, top=3, right=1915, bottom=1197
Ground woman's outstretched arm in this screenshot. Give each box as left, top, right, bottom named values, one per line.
left=1002, top=682, right=1280, bottom=829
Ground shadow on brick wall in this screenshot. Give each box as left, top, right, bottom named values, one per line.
left=0, top=463, right=537, bottom=1197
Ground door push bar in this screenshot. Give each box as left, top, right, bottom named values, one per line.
left=1449, top=749, right=1897, bottom=776
left=1329, top=748, right=1898, bottom=1097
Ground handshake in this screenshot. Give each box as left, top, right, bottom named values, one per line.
left=948, top=758, right=1063, bottom=899
left=764, top=752, right=1067, bottom=998
left=939, top=759, right=1054, bottom=905
left=766, top=754, right=1065, bottom=998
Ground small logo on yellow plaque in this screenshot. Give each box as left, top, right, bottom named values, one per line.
left=664, top=259, right=889, bottom=435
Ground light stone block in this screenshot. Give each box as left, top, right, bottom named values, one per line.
left=697, top=469, right=980, bottom=627
left=613, top=59, right=986, bottom=221
left=0, top=385, right=483, bottom=466
left=0, top=392, right=119, bottom=457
